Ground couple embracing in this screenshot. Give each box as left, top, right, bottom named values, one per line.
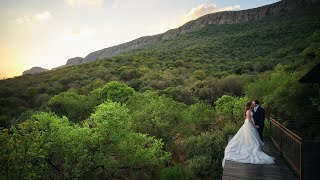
left=222, top=100, right=275, bottom=167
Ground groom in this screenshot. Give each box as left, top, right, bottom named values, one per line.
left=252, top=100, right=265, bottom=142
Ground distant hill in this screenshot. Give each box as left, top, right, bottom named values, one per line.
left=39, top=0, right=320, bottom=69
left=1, top=1, right=320, bottom=128
left=22, top=67, right=48, bottom=75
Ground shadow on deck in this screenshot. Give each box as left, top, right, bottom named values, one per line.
left=222, top=137, right=296, bottom=180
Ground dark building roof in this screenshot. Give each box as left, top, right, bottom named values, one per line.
left=299, top=63, right=320, bottom=83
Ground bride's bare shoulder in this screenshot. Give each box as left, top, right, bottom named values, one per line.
left=245, top=110, right=251, bottom=114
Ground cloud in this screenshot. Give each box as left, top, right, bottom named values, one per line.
left=111, top=0, right=120, bottom=9
left=62, top=27, right=96, bottom=42
left=71, top=27, right=81, bottom=35
left=12, top=15, right=32, bottom=25
left=64, top=0, right=104, bottom=7
left=184, top=4, right=240, bottom=22
left=34, top=11, right=52, bottom=21
left=11, top=11, right=52, bottom=25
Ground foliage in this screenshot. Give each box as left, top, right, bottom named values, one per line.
left=0, top=6, right=320, bottom=179
left=0, top=102, right=170, bottom=179
left=232, top=97, right=250, bottom=122
left=159, top=86, right=197, bottom=105
left=215, top=95, right=249, bottom=123
left=244, top=68, right=318, bottom=119
left=1, top=7, right=320, bottom=127
left=84, top=101, right=171, bottom=178
left=47, top=92, right=94, bottom=123
left=215, top=95, right=238, bottom=118
left=100, top=81, right=135, bottom=104
left=183, top=103, right=216, bottom=133
left=312, top=98, right=320, bottom=111
left=184, top=123, right=239, bottom=178
left=311, top=31, right=320, bottom=42
left=127, top=92, right=186, bottom=141
left=160, top=165, right=191, bottom=180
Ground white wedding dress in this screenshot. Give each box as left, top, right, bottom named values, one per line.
left=222, top=111, right=275, bottom=168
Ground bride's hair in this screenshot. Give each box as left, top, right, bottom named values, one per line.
left=244, top=102, right=252, bottom=118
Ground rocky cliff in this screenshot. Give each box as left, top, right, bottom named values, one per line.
left=50, top=57, right=84, bottom=70
left=27, top=0, right=320, bottom=71
left=23, top=67, right=48, bottom=75
left=83, top=35, right=163, bottom=63
left=71, top=0, right=319, bottom=65
left=66, top=57, right=84, bottom=66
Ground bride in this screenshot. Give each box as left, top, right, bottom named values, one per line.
left=222, top=102, right=275, bottom=168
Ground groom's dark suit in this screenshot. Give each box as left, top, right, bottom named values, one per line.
left=253, top=106, right=265, bottom=142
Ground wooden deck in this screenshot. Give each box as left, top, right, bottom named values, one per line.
left=222, top=137, right=297, bottom=180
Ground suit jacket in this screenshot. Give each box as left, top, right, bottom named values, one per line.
left=252, top=106, right=265, bottom=127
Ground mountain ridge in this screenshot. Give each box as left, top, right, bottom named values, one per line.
left=3, top=3, right=319, bottom=129
left=23, top=0, right=320, bottom=74
left=22, top=66, right=48, bottom=75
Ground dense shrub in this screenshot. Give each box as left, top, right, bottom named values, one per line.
left=184, top=123, right=239, bottom=178
left=215, top=95, right=248, bottom=123
left=244, top=68, right=317, bottom=119
left=127, top=92, right=186, bottom=141
left=47, top=92, right=94, bottom=123
left=0, top=102, right=170, bottom=179
left=100, top=81, right=135, bottom=104
left=160, top=165, right=191, bottom=180
left=183, top=103, right=216, bottom=133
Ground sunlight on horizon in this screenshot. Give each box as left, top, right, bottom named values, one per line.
left=0, top=0, right=279, bottom=79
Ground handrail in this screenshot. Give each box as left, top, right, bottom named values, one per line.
left=269, top=117, right=303, bottom=180
left=270, top=118, right=302, bottom=144
left=272, top=119, right=320, bottom=141
left=279, top=120, right=320, bottom=122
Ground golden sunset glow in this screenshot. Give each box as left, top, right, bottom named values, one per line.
left=0, top=0, right=279, bottom=79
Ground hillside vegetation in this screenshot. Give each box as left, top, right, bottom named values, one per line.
left=1, top=6, right=320, bottom=179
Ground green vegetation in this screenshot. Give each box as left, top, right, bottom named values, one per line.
left=1, top=6, right=320, bottom=179
left=47, top=92, right=95, bottom=123
left=0, top=102, right=170, bottom=179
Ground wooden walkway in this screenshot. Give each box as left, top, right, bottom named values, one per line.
left=222, top=137, right=297, bottom=180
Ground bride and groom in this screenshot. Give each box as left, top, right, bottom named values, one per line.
left=222, top=100, right=275, bottom=167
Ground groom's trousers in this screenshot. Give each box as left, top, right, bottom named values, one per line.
left=258, top=126, right=264, bottom=142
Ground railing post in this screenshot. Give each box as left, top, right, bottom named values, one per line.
left=300, top=140, right=303, bottom=180
left=270, top=117, right=303, bottom=178
left=269, top=118, right=271, bottom=139
left=280, top=127, right=283, bottom=157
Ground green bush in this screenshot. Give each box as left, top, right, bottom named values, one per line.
left=127, top=92, right=186, bottom=141
left=183, top=103, right=216, bottom=133
left=244, top=69, right=316, bottom=118
left=215, top=95, right=237, bottom=119
left=215, top=95, right=248, bottom=123
left=159, top=86, right=197, bottom=105
left=47, top=92, right=94, bottom=123
left=160, top=165, right=191, bottom=180
left=311, top=31, right=320, bottom=42
left=184, top=123, right=238, bottom=178
left=101, top=81, right=135, bottom=104
left=0, top=102, right=171, bottom=179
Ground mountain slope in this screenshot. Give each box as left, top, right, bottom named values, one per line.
left=1, top=4, right=320, bottom=127
left=22, top=67, right=48, bottom=75
left=55, top=0, right=320, bottom=67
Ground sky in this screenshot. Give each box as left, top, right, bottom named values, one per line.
left=0, top=0, right=280, bottom=79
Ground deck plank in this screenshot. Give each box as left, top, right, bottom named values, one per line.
left=222, top=137, right=297, bottom=180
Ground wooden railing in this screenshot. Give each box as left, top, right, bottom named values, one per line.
left=269, top=118, right=303, bottom=180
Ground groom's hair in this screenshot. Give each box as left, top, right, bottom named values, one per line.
left=253, top=100, right=260, bottom=105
